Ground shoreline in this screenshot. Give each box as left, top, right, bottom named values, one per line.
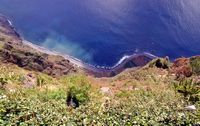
left=2, top=14, right=157, bottom=76
left=23, top=40, right=157, bottom=72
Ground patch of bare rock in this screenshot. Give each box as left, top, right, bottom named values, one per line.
left=0, top=42, right=78, bottom=77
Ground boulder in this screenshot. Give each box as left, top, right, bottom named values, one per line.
left=170, top=58, right=192, bottom=78
left=0, top=42, right=78, bottom=77
left=100, top=87, right=111, bottom=94
left=185, top=105, right=196, bottom=111
left=23, top=73, right=37, bottom=88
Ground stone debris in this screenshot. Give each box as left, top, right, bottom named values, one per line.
left=185, top=105, right=196, bottom=111
left=100, top=87, right=111, bottom=94
left=0, top=95, right=6, bottom=99
left=23, top=73, right=37, bottom=88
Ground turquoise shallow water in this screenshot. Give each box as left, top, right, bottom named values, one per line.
left=0, top=0, right=200, bottom=66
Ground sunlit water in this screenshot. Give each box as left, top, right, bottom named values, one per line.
left=0, top=0, right=200, bottom=66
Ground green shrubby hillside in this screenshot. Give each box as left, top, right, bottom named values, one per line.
left=0, top=60, right=199, bottom=125
left=0, top=13, right=199, bottom=125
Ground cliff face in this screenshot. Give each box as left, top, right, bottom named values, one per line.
left=170, top=56, right=200, bottom=78
left=0, top=15, right=78, bottom=77
left=0, top=15, right=22, bottom=44
left=0, top=15, right=156, bottom=77
left=1, top=42, right=78, bottom=77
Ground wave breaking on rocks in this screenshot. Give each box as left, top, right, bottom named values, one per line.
left=0, top=14, right=157, bottom=77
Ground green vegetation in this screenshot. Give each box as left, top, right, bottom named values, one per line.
left=0, top=61, right=199, bottom=125
left=0, top=82, right=199, bottom=125
left=36, top=74, right=53, bottom=87
left=190, top=56, right=200, bottom=75
left=0, top=42, right=4, bottom=50
left=1, top=17, right=200, bottom=125
left=66, top=75, right=91, bottom=105
left=0, top=66, right=24, bottom=88
left=174, top=79, right=200, bottom=103
left=148, top=57, right=171, bottom=69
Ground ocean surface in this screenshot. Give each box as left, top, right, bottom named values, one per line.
left=0, top=0, right=200, bottom=66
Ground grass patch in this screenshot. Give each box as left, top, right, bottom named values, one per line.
left=0, top=61, right=199, bottom=125
left=190, top=56, right=200, bottom=75
left=174, top=78, right=200, bottom=103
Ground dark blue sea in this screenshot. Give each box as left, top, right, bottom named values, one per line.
left=0, top=0, right=200, bottom=66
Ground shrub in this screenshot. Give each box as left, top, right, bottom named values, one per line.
left=0, top=72, right=17, bottom=88
left=174, top=79, right=200, bottom=103
left=0, top=79, right=199, bottom=125
left=36, top=76, right=46, bottom=87
left=36, top=74, right=54, bottom=87
left=190, top=56, right=200, bottom=75
left=0, top=77, right=8, bottom=87
left=0, top=89, right=68, bottom=125
left=148, top=57, right=170, bottom=69
left=66, top=75, right=91, bottom=107
left=0, top=66, right=23, bottom=86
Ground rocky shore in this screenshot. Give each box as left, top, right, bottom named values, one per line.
left=0, top=15, right=157, bottom=77
left=1, top=15, right=199, bottom=78
left=0, top=15, right=78, bottom=77
left=0, top=11, right=200, bottom=125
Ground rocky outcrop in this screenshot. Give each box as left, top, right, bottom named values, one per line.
left=0, top=15, right=79, bottom=77
left=0, top=14, right=22, bottom=44
left=0, top=42, right=77, bottom=77
left=123, top=55, right=152, bottom=69
left=86, top=54, right=154, bottom=77
left=170, top=56, right=200, bottom=78
left=170, top=58, right=192, bottom=78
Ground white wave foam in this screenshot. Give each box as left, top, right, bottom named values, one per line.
left=109, top=52, right=157, bottom=69
left=2, top=14, right=158, bottom=73
left=143, top=52, right=157, bottom=58
left=7, top=19, right=12, bottom=26
left=23, top=39, right=157, bottom=71
left=112, top=55, right=132, bottom=68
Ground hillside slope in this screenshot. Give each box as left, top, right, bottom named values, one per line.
left=0, top=15, right=200, bottom=125
left=0, top=15, right=156, bottom=77
left=0, top=15, right=79, bottom=77
left=0, top=56, right=200, bottom=125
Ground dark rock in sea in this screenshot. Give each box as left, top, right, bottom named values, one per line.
left=88, top=55, right=154, bottom=77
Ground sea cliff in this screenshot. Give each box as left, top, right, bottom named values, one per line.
left=0, top=14, right=200, bottom=125
left=0, top=15, right=78, bottom=77
left=0, top=15, right=156, bottom=77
